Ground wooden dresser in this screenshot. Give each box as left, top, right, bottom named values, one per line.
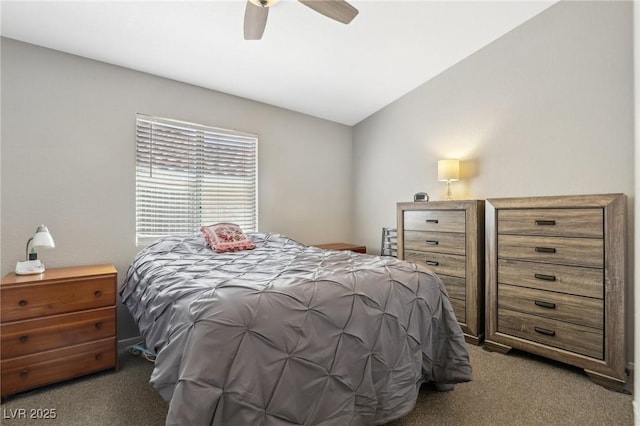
left=485, top=194, right=627, bottom=391
left=1, top=264, right=118, bottom=397
left=397, top=200, right=485, bottom=344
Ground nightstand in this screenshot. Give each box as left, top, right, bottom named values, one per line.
left=314, top=243, right=367, bottom=253
left=1, top=264, right=118, bottom=397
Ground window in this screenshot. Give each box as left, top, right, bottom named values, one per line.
left=136, top=114, right=258, bottom=246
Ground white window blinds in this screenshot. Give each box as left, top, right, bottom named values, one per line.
left=136, top=114, right=258, bottom=246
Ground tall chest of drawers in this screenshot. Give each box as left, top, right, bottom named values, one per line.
left=397, top=200, right=485, bottom=344
left=1, top=264, right=118, bottom=397
left=485, top=194, right=627, bottom=391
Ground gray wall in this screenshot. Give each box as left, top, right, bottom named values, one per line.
left=1, top=38, right=353, bottom=339
left=353, top=1, right=634, bottom=356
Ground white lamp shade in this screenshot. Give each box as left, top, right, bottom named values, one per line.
left=438, top=159, right=460, bottom=182
left=32, top=225, right=55, bottom=248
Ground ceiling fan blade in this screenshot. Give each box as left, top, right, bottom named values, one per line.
left=298, top=0, right=359, bottom=25
left=244, top=1, right=269, bottom=40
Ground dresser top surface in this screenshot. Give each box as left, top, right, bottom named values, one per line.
left=486, top=193, right=626, bottom=209
left=398, top=200, right=484, bottom=210
left=2, top=264, right=117, bottom=286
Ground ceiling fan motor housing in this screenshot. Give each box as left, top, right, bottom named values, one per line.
left=249, top=0, right=280, bottom=7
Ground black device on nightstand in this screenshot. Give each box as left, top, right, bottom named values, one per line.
left=413, top=192, right=429, bottom=202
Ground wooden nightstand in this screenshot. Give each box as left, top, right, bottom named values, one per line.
left=1, top=264, right=118, bottom=398
left=314, top=243, right=367, bottom=254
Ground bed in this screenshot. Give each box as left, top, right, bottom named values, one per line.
left=120, top=232, right=472, bottom=425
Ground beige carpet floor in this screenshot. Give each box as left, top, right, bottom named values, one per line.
left=1, top=344, right=634, bottom=425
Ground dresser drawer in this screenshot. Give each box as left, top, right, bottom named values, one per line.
left=404, top=231, right=465, bottom=255
left=0, top=337, right=116, bottom=396
left=498, top=259, right=602, bottom=299
left=498, top=309, right=603, bottom=359
left=440, top=275, right=466, bottom=301
left=1, top=307, right=116, bottom=358
left=497, top=234, right=603, bottom=268
left=498, top=208, right=603, bottom=238
left=406, top=250, right=465, bottom=278
left=404, top=210, right=465, bottom=233
left=498, top=284, right=602, bottom=329
left=1, top=276, right=115, bottom=322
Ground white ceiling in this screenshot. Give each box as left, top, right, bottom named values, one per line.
left=1, top=0, right=556, bottom=126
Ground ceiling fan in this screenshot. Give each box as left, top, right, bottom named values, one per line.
left=244, top=0, right=359, bottom=40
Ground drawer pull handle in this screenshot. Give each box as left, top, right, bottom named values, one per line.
left=426, top=261, right=439, bottom=266
left=18, top=299, right=28, bottom=307
left=19, top=369, right=29, bottom=378
left=95, top=321, right=103, bottom=329
left=19, top=335, right=29, bottom=344
left=534, top=300, right=556, bottom=309
left=95, top=353, right=103, bottom=361
left=534, top=273, right=556, bottom=281
left=535, top=247, right=556, bottom=254
left=425, top=219, right=439, bottom=224
left=425, top=240, right=439, bottom=245
left=535, top=220, right=556, bottom=226
left=94, top=290, right=103, bottom=297
left=534, top=326, right=556, bottom=336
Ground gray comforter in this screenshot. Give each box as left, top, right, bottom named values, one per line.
left=120, top=233, right=472, bottom=425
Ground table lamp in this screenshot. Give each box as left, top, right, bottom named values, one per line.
left=15, top=225, right=55, bottom=275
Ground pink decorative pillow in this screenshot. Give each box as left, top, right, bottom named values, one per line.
left=201, top=223, right=256, bottom=253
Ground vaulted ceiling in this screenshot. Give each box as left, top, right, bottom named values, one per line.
left=1, top=1, right=556, bottom=125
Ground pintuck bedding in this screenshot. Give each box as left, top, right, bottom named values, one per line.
left=120, top=233, right=472, bottom=425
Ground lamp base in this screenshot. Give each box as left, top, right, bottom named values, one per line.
left=446, top=181, right=453, bottom=200
left=15, top=260, right=45, bottom=275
